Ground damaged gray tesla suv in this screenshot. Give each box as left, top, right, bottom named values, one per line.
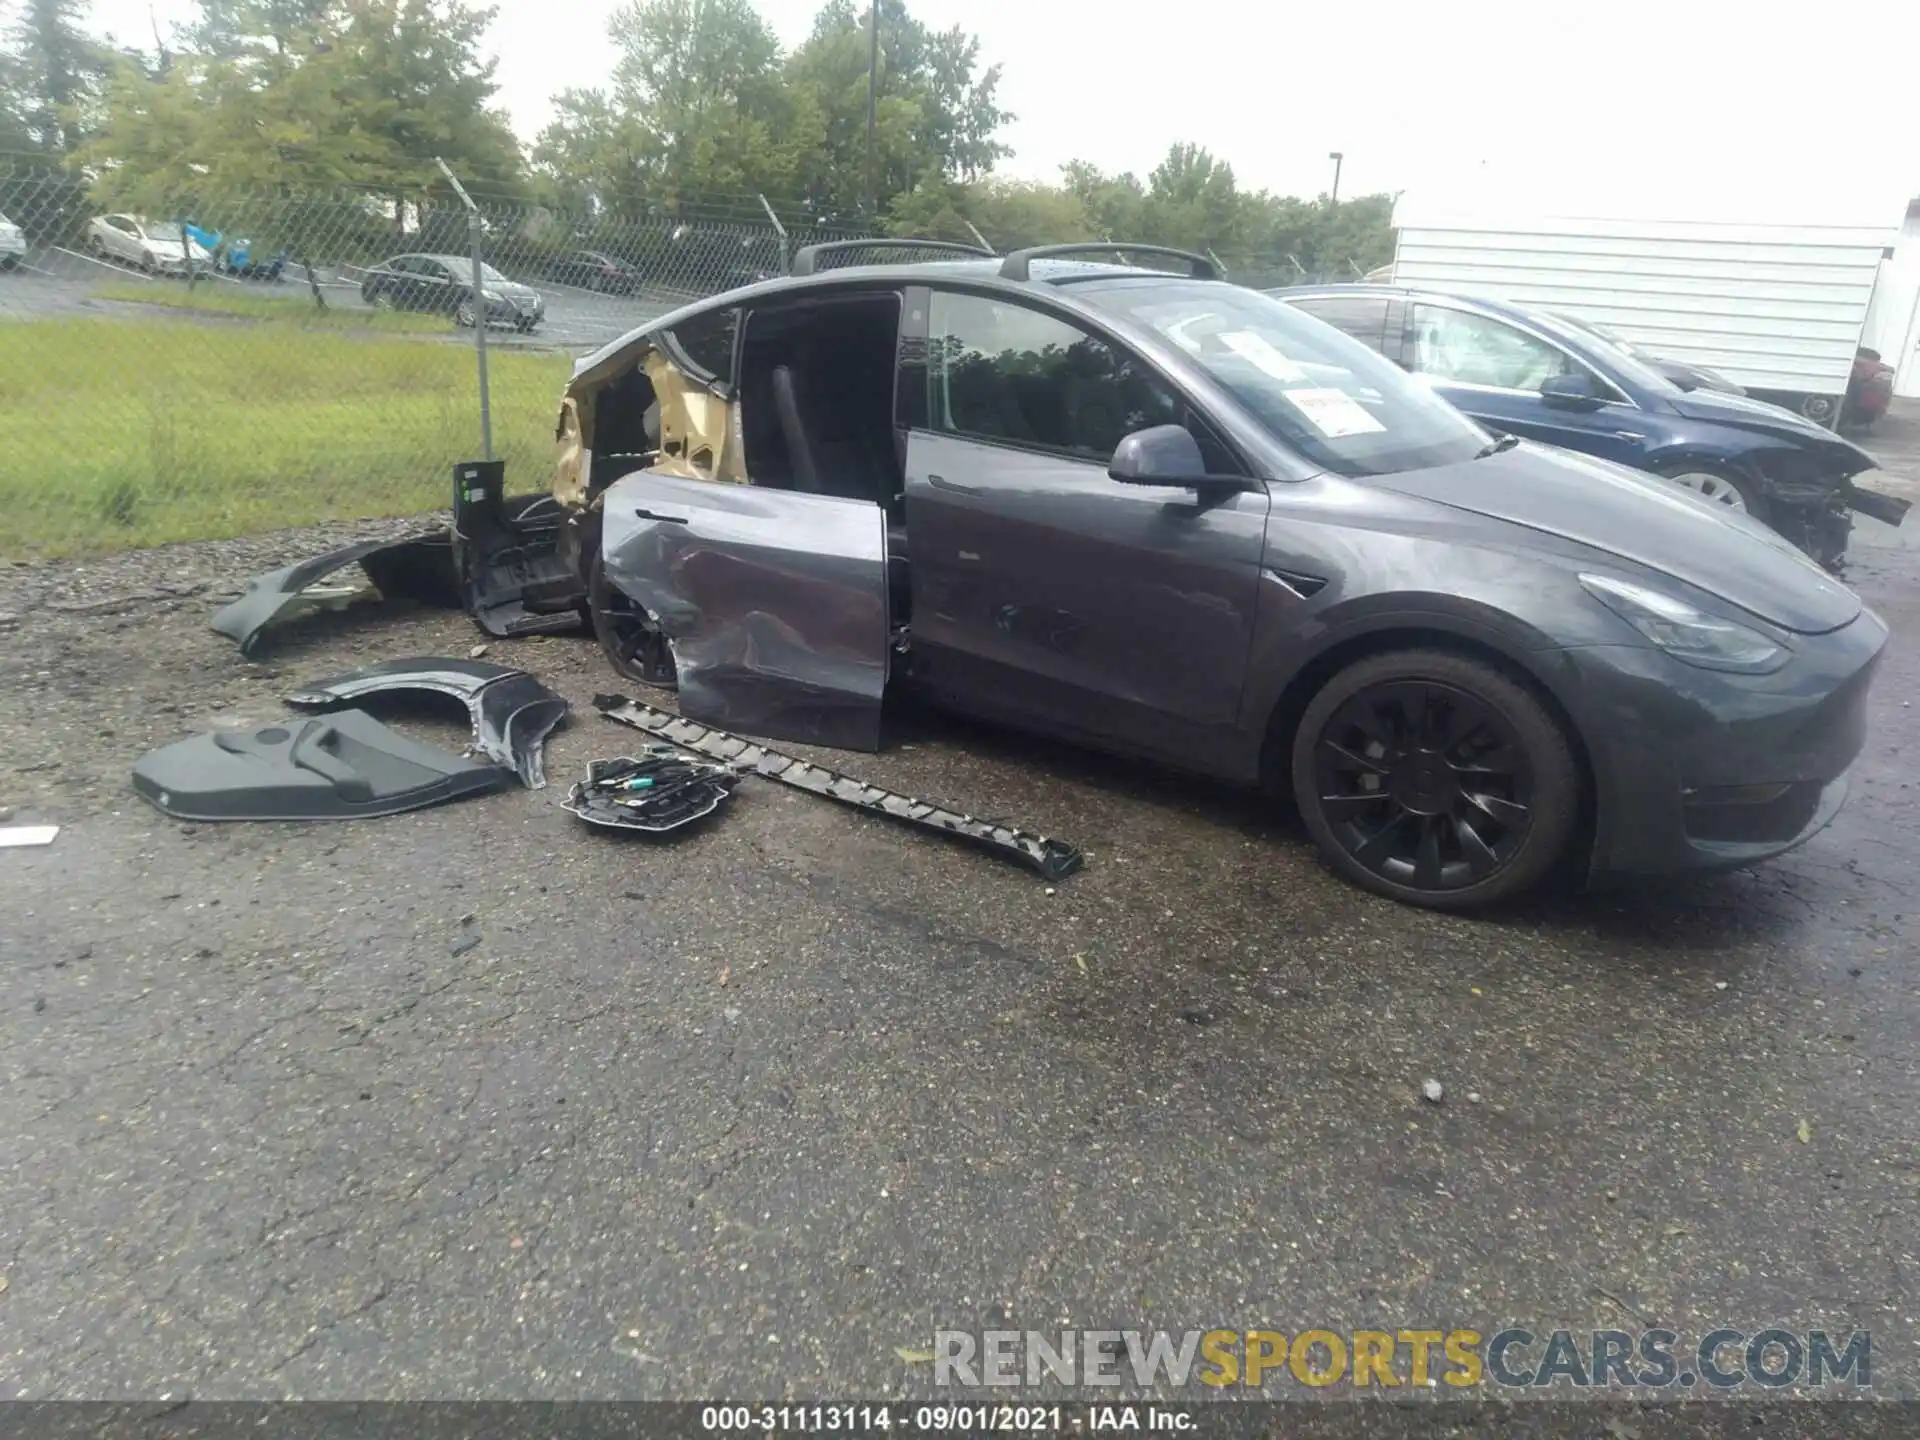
left=462, top=240, right=1887, bottom=909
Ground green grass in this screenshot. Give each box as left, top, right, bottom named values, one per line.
left=91, top=280, right=452, bottom=333
left=0, top=316, right=569, bottom=557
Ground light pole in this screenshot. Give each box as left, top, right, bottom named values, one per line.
left=864, top=0, right=879, bottom=221
left=1328, top=151, right=1344, bottom=206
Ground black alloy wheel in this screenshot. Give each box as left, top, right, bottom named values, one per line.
left=589, top=551, right=678, bottom=689
left=1291, top=650, right=1579, bottom=907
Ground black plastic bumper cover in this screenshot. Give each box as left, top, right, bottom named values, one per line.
left=284, top=656, right=570, bottom=789
left=595, top=694, right=1085, bottom=881
left=209, top=531, right=459, bottom=656
left=132, top=710, right=516, bottom=821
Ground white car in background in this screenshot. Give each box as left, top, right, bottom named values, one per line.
left=0, top=212, right=24, bottom=270
left=85, top=214, right=212, bottom=274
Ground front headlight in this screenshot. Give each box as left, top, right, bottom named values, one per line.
left=1579, top=574, right=1789, bottom=673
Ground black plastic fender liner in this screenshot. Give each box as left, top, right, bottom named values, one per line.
left=132, top=710, right=516, bottom=822
left=283, top=656, right=570, bottom=789
left=209, top=531, right=459, bottom=656
left=594, top=694, right=1086, bottom=881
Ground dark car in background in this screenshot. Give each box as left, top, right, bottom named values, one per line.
left=360, top=252, right=545, bottom=331
left=547, top=249, right=640, bottom=295
left=458, top=242, right=1890, bottom=910
left=1278, top=284, right=1908, bottom=570
left=1545, top=311, right=1745, bottom=396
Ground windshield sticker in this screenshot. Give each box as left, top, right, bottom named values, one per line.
left=1284, top=387, right=1387, bottom=437
left=1221, top=330, right=1310, bottom=382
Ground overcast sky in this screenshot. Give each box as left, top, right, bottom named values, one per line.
left=88, top=0, right=1919, bottom=215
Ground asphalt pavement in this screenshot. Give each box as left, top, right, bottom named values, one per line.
left=0, top=414, right=1916, bottom=1412
left=0, top=245, right=684, bottom=352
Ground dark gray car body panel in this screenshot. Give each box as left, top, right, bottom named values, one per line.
left=283, top=656, right=571, bottom=789
left=903, top=429, right=1271, bottom=759
left=210, top=532, right=458, bottom=655
left=132, top=710, right=515, bottom=821
left=599, top=470, right=890, bottom=751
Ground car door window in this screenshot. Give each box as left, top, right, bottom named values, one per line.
left=668, top=306, right=739, bottom=383
left=1289, top=295, right=1393, bottom=356
left=926, top=291, right=1219, bottom=466
left=1410, top=305, right=1578, bottom=391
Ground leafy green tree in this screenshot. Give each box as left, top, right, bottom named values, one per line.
left=534, top=0, right=795, bottom=211
left=83, top=0, right=522, bottom=200
left=4, top=0, right=110, bottom=151
left=783, top=0, right=1008, bottom=220
left=888, top=175, right=1091, bottom=250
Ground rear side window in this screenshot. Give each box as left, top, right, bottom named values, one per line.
left=1289, top=294, right=1393, bottom=356
left=926, top=291, right=1183, bottom=461
left=669, top=306, right=739, bottom=382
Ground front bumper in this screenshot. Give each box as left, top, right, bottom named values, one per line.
left=1554, top=606, right=1888, bottom=880
left=486, top=295, right=544, bottom=324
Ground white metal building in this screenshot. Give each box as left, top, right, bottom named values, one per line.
left=1388, top=174, right=1911, bottom=417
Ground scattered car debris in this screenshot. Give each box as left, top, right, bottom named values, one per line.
left=210, top=531, right=459, bottom=655
left=283, top=656, right=570, bottom=789
left=1422, top=1079, right=1445, bottom=1104
left=0, top=825, right=59, bottom=848
left=449, top=933, right=482, bottom=958
left=132, top=710, right=517, bottom=821
left=453, top=461, right=590, bottom=639
left=562, top=750, right=741, bottom=834
left=595, top=694, right=1084, bottom=881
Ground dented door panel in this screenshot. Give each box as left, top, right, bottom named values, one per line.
left=599, top=471, right=890, bottom=750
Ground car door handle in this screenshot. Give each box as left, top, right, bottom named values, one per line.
left=634, top=507, right=688, bottom=524
left=927, top=473, right=982, bottom=496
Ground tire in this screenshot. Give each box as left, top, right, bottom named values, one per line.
left=1658, top=461, right=1762, bottom=518
left=455, top=297, right=477, bottom=328
left=588, top=550, right=677, bottom=690
left=1290, top=649, right=1580, bottom=909
left=1799, top=394, right=1836, bottom=425
left=368, top=289, right=395, bottom=311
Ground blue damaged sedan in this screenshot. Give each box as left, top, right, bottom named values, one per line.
left=1279, top=284, right=1909, bottom=571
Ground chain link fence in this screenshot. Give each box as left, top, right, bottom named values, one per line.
left=0, top=154, right=1367, bottom=558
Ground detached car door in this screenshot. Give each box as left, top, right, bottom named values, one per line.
left=901, top=286, right=1269, bottom=761
left=1407, top=302, right=1649, bottom=466
left=598, top=471, right=891, bottom=751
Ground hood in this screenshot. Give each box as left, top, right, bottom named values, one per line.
left=1653, top=358, right=1744, bottom=395
left=1671, top=387, right=1879, bottom=479
left=1373, top=442, right=1861, bottom=634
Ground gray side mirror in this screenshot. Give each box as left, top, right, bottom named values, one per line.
left=1108, top=424, right=1213, bottom=486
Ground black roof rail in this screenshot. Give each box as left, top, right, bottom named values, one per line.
left=789, top=237, right=994, bottom=277
left=998, top=243, right=1222, bottom=282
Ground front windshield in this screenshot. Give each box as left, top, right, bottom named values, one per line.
left=462, top=260, right=509, bottom=284
left=1082, top=280, right=1490, bottom=477
left=144, top=222, right=183, bottom=242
